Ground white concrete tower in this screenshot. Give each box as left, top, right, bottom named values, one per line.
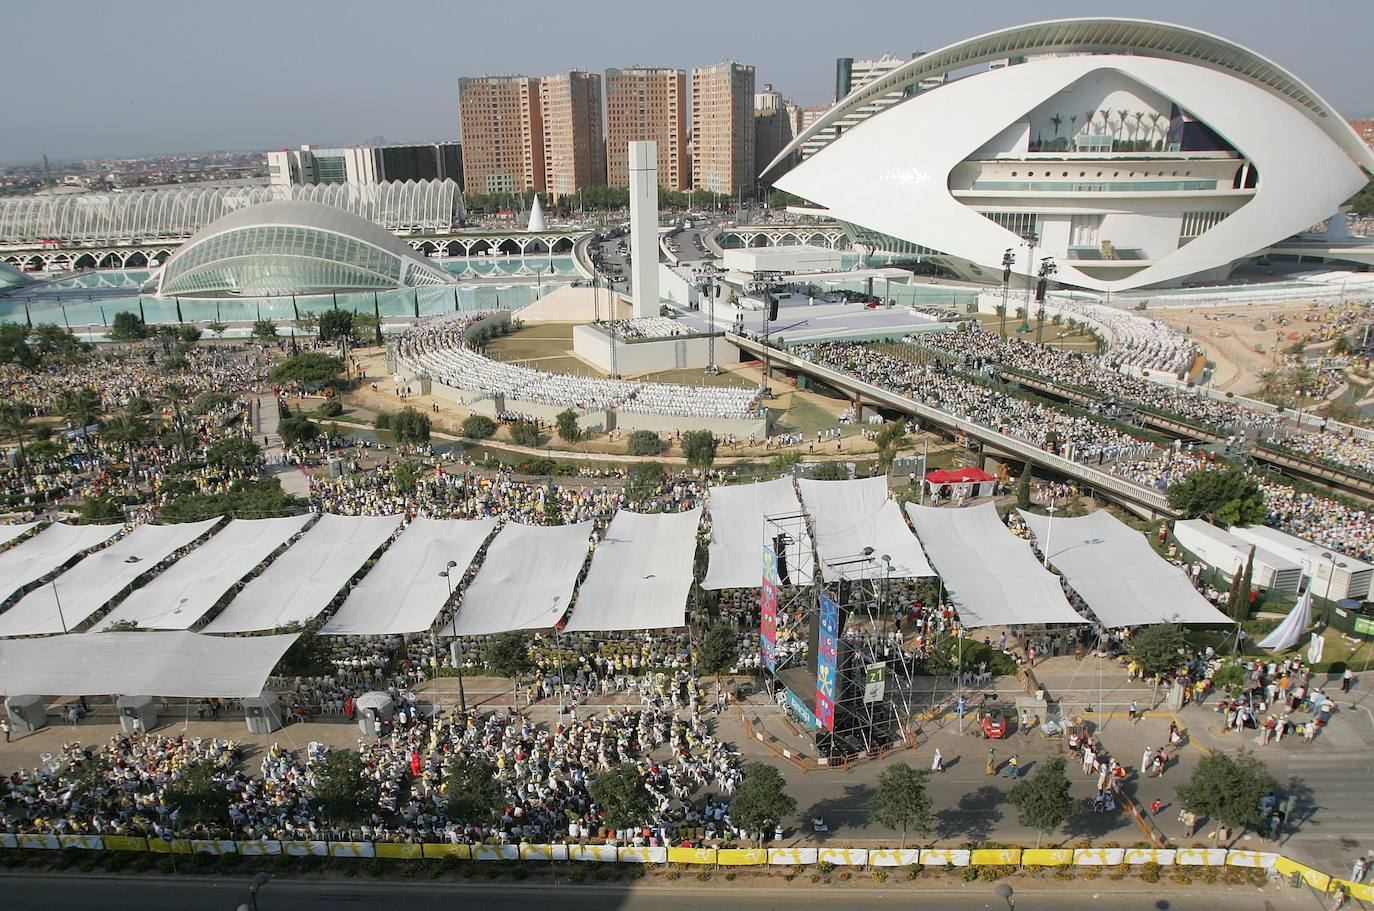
left=628, top=140, right=660, bottom=318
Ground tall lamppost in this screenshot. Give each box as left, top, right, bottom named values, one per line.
left=1019, top=230, right=1038, bottom=332
left=1035, top=257, right=1057, bottom=345
left=999, top=248, right=1014, bottom=338
left=1042, top=505, right=1058, bottom=568
left=995, top=883, right=1015, bottom=910
left=701, top=263, right=722, bottom=374
left=236, top=872, right=273, bottom=911
left=439, top=561, right=466, bottom=712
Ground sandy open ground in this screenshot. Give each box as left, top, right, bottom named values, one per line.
left=1152, top=301, right=1337, bottom=395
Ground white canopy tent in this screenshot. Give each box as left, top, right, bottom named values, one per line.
left=94, top=515, right=313, bottom=631
left=1018, top=509, right=1231, bottom=627
left=0, top=522, right=122, bottom=607
left=701, top=478, right=813, bottom=590
left=0, top=519, right=220, bottom=637
left=0, top=631, right=298, bottom=698
left=797, top=477, right=934, bottom=581
left=563, top=509, right=702, bottom=632
left=204, top=514, right=403, bottom=633
left=904, top=503, right=1085, bottom=628
left=0, top=522, right=40, bottom=549
left=321, top=516, right=498, bottom=636
left=452, top=521, right=593, bottom=635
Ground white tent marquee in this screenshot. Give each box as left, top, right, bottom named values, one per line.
left=452, top=521, right=593, bottom=635
left=0, top=519, right=220, bottom=637
left=0, top=522, right=122, bottom=607
left=904, top=503, right=1085, bottom=628
left=0, top=522, right=39, bottom=549
left=0, top=631, right=299, bottom=698
left=563, top=509, right=702, bottom=632
left=94, top=515, right=313, bottom=631
left=321, top=516, right=498, bottom=636
left=702, top=478, right=813, bottom=590
left=797, top=477, right=934, bottom=581
left=1018, top=509, right=1231, bottom=627
left=204, top=514, right=403, bottom=633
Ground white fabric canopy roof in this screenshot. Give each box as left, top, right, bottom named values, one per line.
left=0, top=522, right=40, bottom=549
left=0, top=631, right=298, bottom=697
left=0, top=522, right=122, bottom=607
left=701, top=478, right=814, bottom=590
left=1258, top=588, right=1311, bottom=651
left=453, top=521, right=593, bottom=635
left=904, top=503, right=1085, bottom=628
left=1018, top=509, right=1231, bottom=627
left=204, top=514, right=403, bottom=633
left=798, top=477, right=934, bottom=581
left=94, top=515, right=313, bottom=631
left=563, top=509, right=702, bottom=632
left=0, top=519, right=220, bottom=637
left=321, top=516, right=498, bottom=636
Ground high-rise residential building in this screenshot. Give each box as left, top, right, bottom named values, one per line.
left=457, top=75, right=545, bottom=195
left=266, top=143, right=462, bottom=188
left=691, top=61, right=756, bottom=197
left=798, top=55, right=915, bottom=162
left=754, top=84, right=801, bottom=185
left=604, top=67, right=688, bottom=191
left=1350, top=118, right=1374, bottom=150
left=538, top=71, right=606, bottom=202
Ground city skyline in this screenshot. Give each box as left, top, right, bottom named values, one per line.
left=4, top=0, right=1373, bottom=165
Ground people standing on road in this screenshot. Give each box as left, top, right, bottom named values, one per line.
left=1352, top=856, right=1366, bottom=884
left=1342, top=668, right=1354, bottom=693
left=1007, top=754, right=1020, bottom=779
left=932, top=748, right=944, bottom=772
left=986, top=748, right=996, bottom=775
left=1129, top=700, right=1140, bottom=723
left=1, top=718, right=8, bottom=743
left=1179, top=809, right=1197, bottom=837
left=1150, top=799, right=1162, bottom=815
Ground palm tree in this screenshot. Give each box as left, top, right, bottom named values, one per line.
left=1098, top=109, right=1112, bottom=136
left=1154, top=112, right=1170, bottom=149
left=56, top=386, right=101, bottom=436
left=1134, top=112, right=1147, bottom=144
left=1049, top=113, right=1063, bottom=137
left=0, top=404, right=33, bottom=486
left=1257, top=369, right=1285, bottom=405
left=1117, top=109, right=1131, bottom=140
left=101, top=412, right=148, bottom=449
left=160, top=382, right=190, bottom=461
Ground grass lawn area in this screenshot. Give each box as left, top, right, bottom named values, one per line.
left=969, top=313, right=1101, bottom=353
left=485, top=322, right=576, bottom=362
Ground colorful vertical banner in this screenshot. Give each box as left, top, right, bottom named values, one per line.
left=815, top=595, right=839, bottom=731
left=760, top=546, right=780, bottom=672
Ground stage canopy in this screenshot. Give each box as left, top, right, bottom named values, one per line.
left=563, top=508, right=702, bottom=632
left=0, top=631, right=298, bottom=698
left=0, top=522, right=122, bottom=607
left=797, top=477, right=934, bottom=582
left=321, top=516, right=498, bottom=636
left=702, top=478, right=814, bottom=590
left=904, top=503, right=1085, bottom=629
left=452, top=521, right=593, bottom=635
left=94, top=515, right=313, bottom=631
left=0, top=519, right=220, bottom=637
left=204, top=514, right=403, bottom=633
left=1018, top=509, right=1232, bottom=627
left=0, top=522, right=40, bottom=549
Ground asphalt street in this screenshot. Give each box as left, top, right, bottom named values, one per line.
left=0, top=874, right=1321, bottom=911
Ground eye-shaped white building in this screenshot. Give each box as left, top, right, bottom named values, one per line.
left=767, top=19, right=1374, bottom=292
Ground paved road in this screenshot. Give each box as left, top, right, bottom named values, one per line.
left=0, top=874, right=1317, bottom=911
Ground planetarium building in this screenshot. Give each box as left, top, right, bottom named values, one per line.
left=767, top=19, right=1374, bottom=291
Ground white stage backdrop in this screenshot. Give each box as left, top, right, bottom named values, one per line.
left=0, top=631, right=298, bottom=697
left=0, top=522, right=39, bottom=549
left=798, top=477, right=934, bottom=581
left=95, top=515, right=313, bottom=631
left=904, top=503, right=1085, bottom=629
left=1018, top=509, right=1231, bottom=627
left=321, top=516, right=498, bottom=636
left=0, top=522, right=122, bottom=607
left=701, top=478, right=814, bottom=590
left=0, top=519, right=220, bottom=637
left=452, top=521, right=593, bottom=635
left=563, top=508, right=702, bottom=632
left=204, top=514, right=403, bottom=633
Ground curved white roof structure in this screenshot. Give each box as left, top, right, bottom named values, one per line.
left=772, top=19, right=1374, bottom=292
left=153, top=199, right=457, bottom=297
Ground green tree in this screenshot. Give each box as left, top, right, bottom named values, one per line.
left=509, top=421, right=540, bottom=447
left=627, top=462, right=664, bottom=501
left=1227, top=546, right=1255, bottom=622
left=0, top=323, right=37, bottom=369
left=351, top=312, right=381, bottom=347
left=251, top=318, right=279, bottom=343
left=160, top=381, right=191, bottom=461
left=871, top=762, right=933, bottom=848
left=588, top=767, right=653, bottom=830
left=100, top=412, right=149, bottom=448
left=1007, top=755, right=1076, bottom=847
left=278, top=412, right=320, bottom=448
left=682, top=429, right=717, bottom=467
left=811, top=461, right=847, bottom=480
left=78, top=494, right=123, bottom=524
left=555, top=408, right=581, bottom=443
left=484, top=632, right=532, bottom=678
left=1166, top=466, right=1267, bottom=527
left=191, top=391, right=233, bottom=416
left=874, top=421, right=909, bottom=473
left=1016, top=467, right=1032, bottom=510
left=1126, top=623, right=1187, bottom=706
left=627, top=429, right=663, bottom=456
left=206, top=436, right=262, bottom=471
left=1175, top=750, right=1275, bottom=839
left=393, top=459, right=420, bottom=492
left=271, top=352, right=344, bottom=390
left=107, top=311, right=148, bottom=342
left=696, top=620, right=739, bottom=676
left=769, top=451, right=802, bottom=473
left=316, top=309, right=354, bottom=344
left=177, top=325, right=202, bottom=348
left=730, top=762, right=796, bottom=844
left=444, top=756, right=505, bottom=825
left=310, top=751, right=380, bottom=826
left=55, top=386, right=100, bottom=434
left=159, top=478, right=299, bottom=523
left=392, top=407, right=432, bottom=445
left=206, top=320, right=228, bottom=338
left=163, top=761, right=230, bottom=829
left=461, top=414, right=496, bottom=439
left=32, top=324, right=86, bottom=362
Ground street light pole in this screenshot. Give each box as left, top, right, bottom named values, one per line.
left=440, top=561, right=465, bottom=712
left=51, top=576, right=67, bottom=634
left=1042, top=505, right=1058, bottom=568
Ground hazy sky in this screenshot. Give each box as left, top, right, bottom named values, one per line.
left=5, top=0, right=1373, bottom=164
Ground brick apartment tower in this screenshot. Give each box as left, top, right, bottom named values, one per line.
left=539, top=71, right=606, bottom=202
left=605, top=67, right=689, bottom=191
left=457, top=75, right=545, bottom=195
left=691, top=61, right=756, bottom=198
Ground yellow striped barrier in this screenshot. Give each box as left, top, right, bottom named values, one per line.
left=190, top=839, right=236, bottom=855
left=569, top=844, right=618, bottom=863
left=1274, top=855, right=1331, bottom=891
left=1074, top=848, right=1124, bottom=866
left=58, top=835, right=104, bottom=851
left=716, top=848, right=768, bottom=866
left=236, top=840, right=281, bottom=856
left=1224, top=850, right=1276, bottom=868
left=375, top=843, right=422, bottom=860
left=1020, top=849, right=1073, bottom=866
left=16, top=834, right=61, bottom=850
left=971, top=849, right=1021, bottom=866
left=472, top=843, right=519, bottom=862
left=519, top=843, right=569, bottom=862
left=617, top=846, right=666, bottom=864
left=102, top=835, right=148, bottom=852
left=328, top=842, right=375, bottom=858
left=0, top=834, right=17, bottom=848
left=148, top=838, right=192, bottom=854
left=282, top=840, right=329, bottom=857
left=767, top=847, right=817, bottom=865
left=1175, top=848, right=1226, bottom=866
left=668, top=846, right=717, bottom=865
left=919, top=848, right=969, bottom=867
left=420, top=843, right=471, bottom=860
left=1123, top=849, right=1175, bottom=865
left=868, top=848, right=922, bottom=867
left=1331, top=880, right=1374, bottom=902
